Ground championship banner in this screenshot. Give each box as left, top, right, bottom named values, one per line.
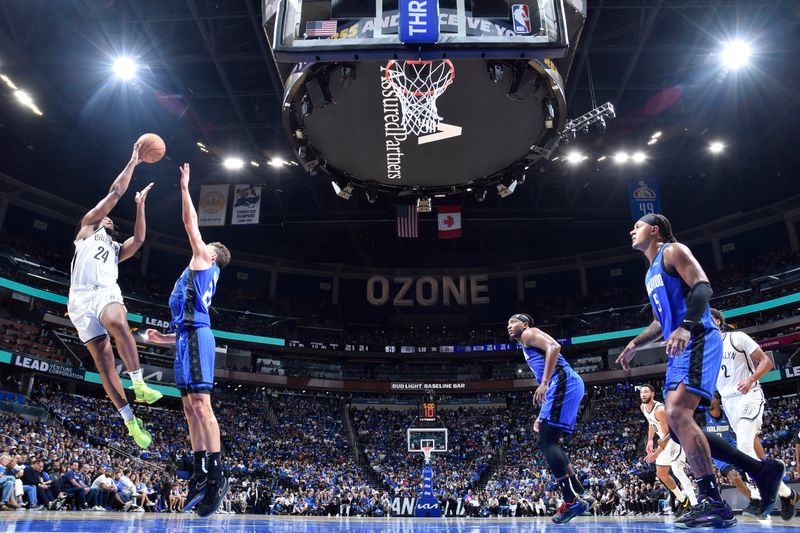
left=627, top=179, right=661, bottom=221
left=198, top=184, right=229, bottom=227
left=231, top=185, right=262, bottom=225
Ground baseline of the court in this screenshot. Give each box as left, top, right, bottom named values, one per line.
left=2, top=513, right=799, bottom=533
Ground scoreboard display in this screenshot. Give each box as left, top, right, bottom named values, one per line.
left=419, top=401, right=437, bottom=422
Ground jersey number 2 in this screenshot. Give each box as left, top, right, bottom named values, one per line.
left=93, top=247, right=110, bottom=263
left=201, top=279, right=216, bottom=309
left=721, top=364, right=730, bottom=378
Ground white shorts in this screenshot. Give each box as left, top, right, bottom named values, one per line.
left=656, top=439, right=685, bottom=467
left=67, top=285, right=126, bottom=343
left=722, top=391, right=764, bottom=435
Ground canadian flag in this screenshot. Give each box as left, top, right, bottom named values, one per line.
left=437, top=206, right=462, bottom=239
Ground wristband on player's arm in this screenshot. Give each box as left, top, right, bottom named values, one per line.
left=679, top=281, right=713, bottom=331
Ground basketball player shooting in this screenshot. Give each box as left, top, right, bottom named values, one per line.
left=67, top=142, right=162, bottom=449
left=617, top=213, right=785, bottom=528
left=145, top=163, right=230, bottom=517
left=507, top=313, right=592, bottom=524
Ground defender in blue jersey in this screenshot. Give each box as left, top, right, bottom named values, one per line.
left=145, top=163, right=231, bottom=518
left=618, top=213, right=784, bottom=528
left=507, top=313, right=589, bottom=524
left=705, top=392, right=752, bottom=504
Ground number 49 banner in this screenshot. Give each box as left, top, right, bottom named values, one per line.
left=628, top=179, right=662, bottom=220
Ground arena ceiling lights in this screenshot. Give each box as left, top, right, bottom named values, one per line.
left=1, top=73, right=43, bottom=116
left=720, top=39, right=753, bottom=71
left=112, top=56, right=138, bottom=81
left=709, top=141, right=726, bottom=154
left=223, top=157, right=245, bottom=170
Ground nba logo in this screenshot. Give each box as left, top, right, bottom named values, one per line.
left=512, top=4, right=531, bottom=34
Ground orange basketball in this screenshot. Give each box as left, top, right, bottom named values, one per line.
left=136, top=133, right=166, bottom=163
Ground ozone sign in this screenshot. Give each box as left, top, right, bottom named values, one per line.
left=367, top=275, right=490, bottom=307
left=399, top=0, right=440, bottom=43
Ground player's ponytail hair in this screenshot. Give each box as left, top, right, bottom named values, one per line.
left=209, top=242, right=231, bottom=269
left=652, top=214, right=677, bottom=243
left=639, top=214, right=677, bottom=243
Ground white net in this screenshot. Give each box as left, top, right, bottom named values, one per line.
left=384, top=59, right=455, bottom=136
left=421, top=445, right=434, bottom=464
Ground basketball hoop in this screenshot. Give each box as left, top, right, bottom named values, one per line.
left=421, top=445, right=434, bottom=464
left=384, top=59, right=455, bottom=136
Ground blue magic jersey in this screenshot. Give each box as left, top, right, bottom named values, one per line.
left=521, top=345, right=572, bottom=384
left=705, top=410, right=736, bottom=447
left=168, top=265, right=220, bottom=329
left=645, top=243, right=716, bottom=339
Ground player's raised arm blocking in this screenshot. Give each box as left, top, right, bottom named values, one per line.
left=179, top=163, right=212, bottom=270
left=119, top=183, right=153, bottom=262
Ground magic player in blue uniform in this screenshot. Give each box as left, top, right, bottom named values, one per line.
left=617, top=213, right=785, bottom=528
left=145, top=163, right=231, bottom=518
left=705, top=392, right=752, bottom=505
left=507, top=313, right=589, bottom=524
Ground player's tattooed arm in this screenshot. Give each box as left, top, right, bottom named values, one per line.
left=617, top=315, right=662, bottom=370
left=632, top=319, right=663, bottom=346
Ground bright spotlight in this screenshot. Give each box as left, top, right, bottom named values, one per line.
left=721, top=40, right=752, bottom=70
left=268, top=157, right=287, bottom=167
left=14, top=90, right=33, bottom=107
left=14, top=90, right=43, bottom=116
left=651, top=131, right=662, bottom=139
left=709, top=141, right=725, bottom=154
left=566, top=151, right=585, bottom=165
left=614, top=151, right=629, bottom=164
left=223, top=158, right=244, bottom=170
left=113, top=57, right=139, bottom=80
left=632, top=152, right=646, bottom=163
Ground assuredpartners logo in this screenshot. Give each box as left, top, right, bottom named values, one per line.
left=380, top=61, right=462, bottom=182
left=381, top=76, right=406, bottom=181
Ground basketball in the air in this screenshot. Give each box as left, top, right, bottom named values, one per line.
left=136, top=133, right=166, bottom=163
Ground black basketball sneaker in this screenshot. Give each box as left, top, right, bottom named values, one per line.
left=182, top=475, right=208, bottom=513
left=197, top=477, right=229, bottom=518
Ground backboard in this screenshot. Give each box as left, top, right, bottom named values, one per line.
left=408, top=427, right=448, bottom=453
left=266, top=0, right=573, bottom=62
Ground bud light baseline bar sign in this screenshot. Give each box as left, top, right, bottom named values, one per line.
left=400, top=0, right=440, bottom=43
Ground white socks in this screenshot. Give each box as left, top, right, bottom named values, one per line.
left=670, top=487, right=686, bottom=502
left=673, top=463, right=698, bottom=506
left=118, top=404, right=135, bottom=423
left=779, top=483, right=791, bottom=498
left=128, top=368, right=144, bottom=383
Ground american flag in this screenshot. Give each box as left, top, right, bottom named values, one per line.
left=396, top=205, right=418, bottom=238
left=305, top=20, right=338, bottom=38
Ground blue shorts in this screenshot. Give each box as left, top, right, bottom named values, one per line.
left=539, top=367, right=585, bottom=433
left=665, top=327, right=722, bottom=406
left=174, top=326, right=216, bottom=395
